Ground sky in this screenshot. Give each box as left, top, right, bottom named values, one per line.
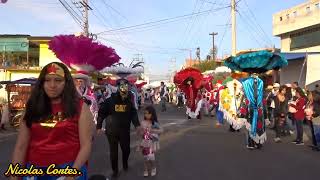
left=0, top=0, right=307, bottom=79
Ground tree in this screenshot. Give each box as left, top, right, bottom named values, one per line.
left=192, top=59, right=217, bottom=73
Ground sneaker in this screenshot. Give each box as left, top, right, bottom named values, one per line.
left=151, top=168, right=157, bottom=176
left=143, top=170, right=148, bottom=177
left=296, top=142, right=304, bottom=145
left=111, top=171, right=119, bottom=178
left=274, top=137, right=281, bottom=143
left=123, top=163, right=129, bottom=171
left=291, top=140, right=298, bottom=144
left=246, top=145, right=255, bottom=150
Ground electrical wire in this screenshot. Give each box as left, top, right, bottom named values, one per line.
left=58, top=0, right=84, bottom=30
left=243, top=0, right=273, bottom=46
left=96, top=5, right=231, bottom=35
left=100, top=0, right=128, bottom=21
left=90, top=1, right=139, bottom=52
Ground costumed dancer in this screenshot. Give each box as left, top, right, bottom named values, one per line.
left=47, top=34, right=120, bottom=125
left=97, top=78, right=141, bottom=178
left=11, top=62, right=94, bottom=180
left=239, top=74, right=269, bottom=149
left=219, top=78, right=244, bottom=131
left=215, top=80, right=225, bottom=126
left=174, top=68, right=204, bottom=120
left=73, top=70, right=99, bottom=124
left=223, top=50, right=288, bottom=150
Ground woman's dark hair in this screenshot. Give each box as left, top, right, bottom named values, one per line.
left=24, top=62, right=80, bottom=128
left=295, top=87, right=306, bottom=98
left=285, top=86, right=292, bottom=100
left=144, top=105, right=158, bottom=125
left=279, top=85, right=287, bottom=93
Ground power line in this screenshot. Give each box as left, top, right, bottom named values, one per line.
left=58, top=0, right=84, bottom=29
left=237, top=11, right=265, bottom=47
left=243, top=0, right=273, bottom=46
left=178, top=0, right=201, bottom=48
left=100, top=0, right=128, bottom=21
left=96, top=5, right=231, bottom=35
left=90, top=1, right=139, bottom=52
left=217, top=15, right=232, bottom=56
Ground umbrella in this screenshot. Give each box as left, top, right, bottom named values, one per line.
left=224, top=50, right=288, bottom=73
left=0, top=78, right=38, bottom=85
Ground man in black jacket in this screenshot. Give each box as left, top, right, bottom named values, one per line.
left=97, top=79, right=141, bottom=178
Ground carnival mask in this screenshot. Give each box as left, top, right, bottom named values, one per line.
left=118, top=80, right=129, bottom=97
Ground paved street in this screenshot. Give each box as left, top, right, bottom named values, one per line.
left=1, top=103, right=319, bottom=180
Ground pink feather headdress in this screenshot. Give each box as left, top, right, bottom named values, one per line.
left=48, top=34, right=120, bottom=73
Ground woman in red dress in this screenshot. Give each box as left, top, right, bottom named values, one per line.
left=11, top=62, right=94, bottom=180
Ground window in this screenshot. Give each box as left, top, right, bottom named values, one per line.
left=290, top=26, right=320, bottom=50
left=306, top=6, right=311, bottom=13
left=286, top=14, right=290, bottom=19
left=280, top=16, right=283, bottom=21
left=293, top=11, right=297, bottom=17
left=315, top=3, right=320, bottom=9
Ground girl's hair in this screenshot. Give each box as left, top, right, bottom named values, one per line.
left=307, top=90, right=314, bottom=102
left=144, top=105, right=158, bottom=125
left=24, top=62, right=80, bottom=128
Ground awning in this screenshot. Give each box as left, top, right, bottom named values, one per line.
left=281, top=52, right=320, bottom=61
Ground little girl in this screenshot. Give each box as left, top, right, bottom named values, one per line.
left=139, top=105, right=163, bottom=177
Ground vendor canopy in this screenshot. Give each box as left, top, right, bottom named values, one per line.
left=0, top=77, right=37, bottom=85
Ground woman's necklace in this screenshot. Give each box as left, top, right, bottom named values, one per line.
left=40, top=112, right=66, bottom=128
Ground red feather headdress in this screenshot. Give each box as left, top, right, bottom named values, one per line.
left=48, top=34, right=120, bottom=72
left=174, top=67, right=204, bottom=89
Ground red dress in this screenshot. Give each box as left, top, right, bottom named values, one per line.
left=26, top=100, right=83, bottom=166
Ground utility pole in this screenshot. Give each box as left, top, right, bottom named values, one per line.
left=231, top=0, right=237, bottom=56
left=79, top=0, right=92, bottom=37
left=83, top=0, right=89, bottom=37
left=209, top=32, right=218, bottom=60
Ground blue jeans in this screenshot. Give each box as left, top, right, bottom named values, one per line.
left=295, top=120, right=304, bottom=142
left=216, top=107, right=224, bottom=124
left=285, top=116, right=295, bottom=131
left=160, top=97, right=166, bottom=111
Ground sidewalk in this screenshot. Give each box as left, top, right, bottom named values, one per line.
left=100, top=117, right=320, bottom=180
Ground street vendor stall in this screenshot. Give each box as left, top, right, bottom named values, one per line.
left=0, top=77, right=37, bottom=127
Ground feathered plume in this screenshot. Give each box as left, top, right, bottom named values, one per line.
left=48, top=35, right=120, bottom=72
left=174, top=67, right=204, bottom=89
left=100, top=60, right=144, bottom=76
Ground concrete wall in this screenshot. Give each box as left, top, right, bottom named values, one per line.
left=280, top=54, right=320, bottom=90
left=306, top=54, right=320, bottom=90
left=273, top=0, right=320, bottom=36
left=280, top=60, right=306, bottom=86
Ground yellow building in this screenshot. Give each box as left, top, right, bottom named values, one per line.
left=273, top=0, right=320, bottom=89
left=0, top=35, right=60, bottom=100
left=0, top=35, right=60, bottom=80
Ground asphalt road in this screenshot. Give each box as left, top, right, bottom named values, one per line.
left=1, top=102, right=319, bottom=180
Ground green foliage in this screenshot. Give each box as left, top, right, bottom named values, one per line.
left=192, top=60, right=217, bottom=73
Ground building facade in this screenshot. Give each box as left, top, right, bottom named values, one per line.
left=273, top=0, right=320, bottom=88
left=0, top=35, right=60, bottom=100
